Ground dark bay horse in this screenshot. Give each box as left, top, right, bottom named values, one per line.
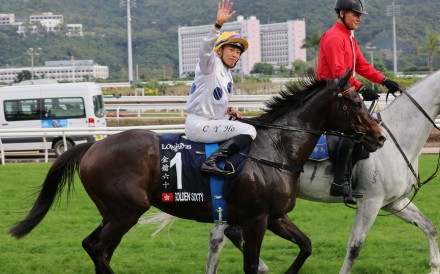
left=204, top=70, right=440, bottom=273
left=9, top=69, right=385, bottom=274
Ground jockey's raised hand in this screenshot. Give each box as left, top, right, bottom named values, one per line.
left=216, top=0, right=235, bottom=26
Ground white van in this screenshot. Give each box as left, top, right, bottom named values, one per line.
left=0, top=81, right=106, bottom=156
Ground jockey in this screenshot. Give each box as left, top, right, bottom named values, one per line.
left=184, top=0, right=256, bottom=176
left=317, top=0, right=400, bottom=204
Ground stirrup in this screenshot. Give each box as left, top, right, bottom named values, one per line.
left=330, top=183, right=358, bottom=205
left=223, top=160, right=235, bottom=175
left=330, top=182, right=363, bottom=199
left=344, top=196, right=357, bottom=205
left=201, top=160, right=235, bottom=176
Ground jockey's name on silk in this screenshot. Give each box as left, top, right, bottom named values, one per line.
left=175, top=192, right=204, bottom=202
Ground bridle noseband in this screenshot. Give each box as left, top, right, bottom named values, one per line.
left=336, top=85, right=366, bottom=143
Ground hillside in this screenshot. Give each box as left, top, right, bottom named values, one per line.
left=0, top=0, right=439, bottom=80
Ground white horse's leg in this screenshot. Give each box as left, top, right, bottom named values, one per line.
left=207, top=224, right=269, bottom=274
left=224, top=225, right=269, bottom=273
left=383, top=198, right=440, bottom=274
left=206, top=224, right=228, bottom=274
left=339, top=198, right=383, bottom=274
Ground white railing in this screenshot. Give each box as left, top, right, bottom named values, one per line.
left=0, top=125, right=185, bottom=165
left=103, top=95, right=397, bottom=119
left=1, top=118, right=439, bottom=165
left=104, top=95, right=272, bottom=119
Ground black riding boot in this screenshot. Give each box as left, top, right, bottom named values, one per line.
left=329, top=137, right=363, bottom=204
left=201, top=134, right=253, bottom=176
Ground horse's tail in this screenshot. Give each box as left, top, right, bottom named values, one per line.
left=139, top=211, right=178, bottom=236
left=9, top=142, right=94, bottom=239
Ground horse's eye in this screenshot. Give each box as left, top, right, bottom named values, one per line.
left=353, top=102, right=362, bottom=109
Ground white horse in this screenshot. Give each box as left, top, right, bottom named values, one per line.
left=143, top=71, right=440, bottom=273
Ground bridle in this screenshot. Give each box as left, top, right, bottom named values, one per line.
left=235, top=84, right=369, bottom=173
left=373, top=88, right=440, bottom=216
left=337, top=85, right=367, bottom=143
left=238, top=85, right=366, bottom=141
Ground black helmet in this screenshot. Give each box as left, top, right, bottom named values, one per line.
left=334, top=0, right=368, bottom=15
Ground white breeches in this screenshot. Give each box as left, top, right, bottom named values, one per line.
left=185, top=114, right=257, bottom=143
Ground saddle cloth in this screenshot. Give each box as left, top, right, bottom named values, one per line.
left=309, top=134, right=370, bottom=164
left=159, top=134, right=250, bottom=203
left=309, top=135, right=330, bottom=161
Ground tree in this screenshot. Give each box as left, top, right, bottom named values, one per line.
left=417, top=29, right=440, bottom=73
left=252, top=62, right=274, bottom=76
left=292, top=60, right=314, bottom=76
left=301, top=27, right=322, bottom=61
left=279, top=65, right=287, bottom=75
left=14, top=70, right=32, bottom=83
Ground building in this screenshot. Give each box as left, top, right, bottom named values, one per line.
left=260, top=20, right=306, bottom=68
left=0, top=13, right=15, bottom=25
left=29, top=12, right=63, bottom=32
left=65, top=24, right=83, bottom=37
left=0, top=60, right=109, bottom=84
left=178, top=16, right=306, bottom=77
left=15, top=12, right=83, bottom=37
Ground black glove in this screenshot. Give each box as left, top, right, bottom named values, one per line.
left=382, top=77, right=400, bottom=93
left=359, top=85, right=379, bottom=101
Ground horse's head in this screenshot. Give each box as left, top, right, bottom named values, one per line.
left=327, top=68, right=385, bottom=152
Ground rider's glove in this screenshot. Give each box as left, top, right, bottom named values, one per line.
left=359, top=85, right=379, bottom=101
left=382, top=77, right=400, bottom=93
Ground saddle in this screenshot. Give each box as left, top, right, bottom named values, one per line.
left=159, top=134, right=250, bottom=204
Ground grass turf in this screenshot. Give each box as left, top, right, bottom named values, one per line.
left=0, top=155, right=439, bottom=273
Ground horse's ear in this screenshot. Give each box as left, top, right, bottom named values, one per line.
left=337, top=68, right=352, bottom=89
left=342, top=68, right=352, bottom=84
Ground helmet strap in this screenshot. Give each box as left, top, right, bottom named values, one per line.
left=338, top=10, right=353, bottom=30
left=218, top=48, right=239, bottom=69
left=221, top=56, right=237, bottom=69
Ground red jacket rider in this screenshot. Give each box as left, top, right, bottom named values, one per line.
left=317, top=22, right=385, bottom=91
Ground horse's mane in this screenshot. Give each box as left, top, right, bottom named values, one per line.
left=253, top=70, right=327, bottom=123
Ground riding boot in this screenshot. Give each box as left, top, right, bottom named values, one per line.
left=329, top=137, right=363, bottom=204
left=201, top=134, right=253, bottom=176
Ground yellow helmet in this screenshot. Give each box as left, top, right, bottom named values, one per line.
left=214, top=32, right=248, bottom=53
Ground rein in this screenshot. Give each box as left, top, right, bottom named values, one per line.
left=236, top=117, right=365, bottom=141
left=379, top=88, right=440, bottom=188
left=240, top=152, right=304, bottom=174
left=234, top=116, right=307, bottom=174
left=233, top=87, right=367, bottom=174
left=373, top=89, right=440, bottom=216
left=393, top=88, right=440, bottom=131
left=377, top=112, right=440, bottom=189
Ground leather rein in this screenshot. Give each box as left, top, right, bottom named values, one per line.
left=374, top=88, right=440, bottom=216
left=377, top=88, right=440, bottom=188
left=236, top=87, right=366, bottom=174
